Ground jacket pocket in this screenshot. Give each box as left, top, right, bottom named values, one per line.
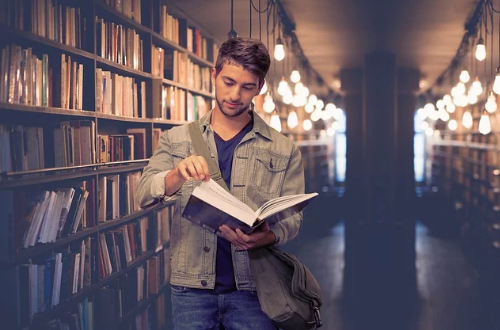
left=171, top=142, right=190, bottom=167
left=251, top=148, right=289, bottom=196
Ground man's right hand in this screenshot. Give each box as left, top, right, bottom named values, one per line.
left=165, top=155, right=210, bottom=196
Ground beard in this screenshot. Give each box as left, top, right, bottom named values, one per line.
left=215, top=92, right=250, bottom=118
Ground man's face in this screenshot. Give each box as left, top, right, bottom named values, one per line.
left=212, top=63, right=262, bottom=118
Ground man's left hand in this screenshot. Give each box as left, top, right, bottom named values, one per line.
left=219, top=222, right=276, bottom=250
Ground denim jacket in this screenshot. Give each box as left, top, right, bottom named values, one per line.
left=136, top=110, right=305, bottom=291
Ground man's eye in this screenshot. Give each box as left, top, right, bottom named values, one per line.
left=224, top=81, right=234, bottom=86
left=243, top=86, right=253, bottom=91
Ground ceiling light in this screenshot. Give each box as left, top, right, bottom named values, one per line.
left=274, top=37, right=285, bottom=61
left=475, top=38, right=486, bottom=61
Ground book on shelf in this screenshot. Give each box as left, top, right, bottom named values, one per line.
left=182, top=179, right=318, bottom=234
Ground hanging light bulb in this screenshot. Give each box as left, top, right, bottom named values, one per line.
left=478, top=112, right=491, bottom=134
left=270, top=114, right=282, bottom=132
left=300, top=86, right=310, bottom=98
left=467, top=90, right=478, bottom=105
left=292, top=94, right=302, bottom=107
left=443, top=94, right=452, bottom=105
left=456, top=82, right=466, bottom=95
left=485, top=92, right=498, bottom=113
left=438, top=108, right=450, bottom=121
left=283, top=92, right=293, bottom=105
left=315, top=99, right=324, bottom=110
left=333, top=107, right=344, bottom=120
left=305, top=103, right=315, bottom=113
left=308, top=94, right=317, bottom=105
left=475, top=38, right=486, bottom=61
left=446, top=103, right=456, bottom=113
left=327, top=127, right=335, bottom=136
left=294, top=82, right=304, bottom=94
left=311, top=109, right=322, bottom=122
left=277, top=78, right=288, bottom=96
left=462, top=110, right=473, bottom=129
left=259, top=81, right=268, bottom=95
left=425, top=127, right=434, bottom=136
left=448, top=119, right=458, bottom=131
left=471, top=77, right=483, bottom=95
left=460, top=70, right=470, bottom=83
left=493, top=73, right=500, bottom=94
left=274, top=36, right=285, bottom=61
left=287, top=111, right=298, bottom=129
left=263, top=93, right=275, bottom=113
left=436, top=99, right=445, bottom=109
left=303, top=119, right=312, bottom=131
left=290, top=70, right=301, bottom=83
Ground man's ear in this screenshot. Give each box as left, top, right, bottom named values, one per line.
left=256, top=78, right=265, bottom=95
left=211, top=68, right=217, bottom=85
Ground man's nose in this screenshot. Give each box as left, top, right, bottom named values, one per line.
left=230, top=87, right=241, bottom=101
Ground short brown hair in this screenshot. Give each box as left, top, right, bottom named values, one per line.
left=214, top=37, right=271, bottom=85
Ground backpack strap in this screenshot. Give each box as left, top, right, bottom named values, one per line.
left=188, top=121, right=230, bottom=192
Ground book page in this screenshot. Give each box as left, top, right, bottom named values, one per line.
left=256, top=193, right=318, bottom=220
left=192, top=180, right=256, bottom=225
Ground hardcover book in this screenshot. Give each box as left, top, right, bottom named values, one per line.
left=182, top=179, right=318, bottom=234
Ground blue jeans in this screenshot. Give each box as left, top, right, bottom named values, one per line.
left=171, top=286, right=277, bottom=330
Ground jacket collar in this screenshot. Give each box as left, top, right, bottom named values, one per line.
left=199, top=109, right=272, bottom=141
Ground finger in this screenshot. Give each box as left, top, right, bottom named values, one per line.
left=177, top=163, right=192, bottom=181
left=185, top=162, right=199, bottom=180
left=196, top=156, right=211, bottom=181
left=235, top=229, right=255, bottom=244
left=191, top=159, right=208, bottom=181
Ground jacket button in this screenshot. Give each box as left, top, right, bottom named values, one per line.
left=201, top=280, right=208, bottom=286
left=203, top=246, right=210, bottom=252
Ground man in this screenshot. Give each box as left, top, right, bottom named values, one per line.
left=136, top=37, right=305, bottom=329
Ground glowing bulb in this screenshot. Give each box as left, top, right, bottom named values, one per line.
left=493, top=74, right=500, bottom=94
left=300, top=86, right=309, bottom=97
left=459, top=70, right=470, bottom=83
left=471, top=78, right=483, bottom=95
left=438, top=108, right=450, bottom=121
left=467, top=90, right=478, bottom=105
left=479, top=113, right=491, bottom=135
left=290, top=70, right=301, bottom=83
left=303, top=119, right=312, bottom=131
left=443, top=94, right=452, bottom=105
left=315, top=99, right=324, bottom=110
left=294, top=82, right=304, bottom=94
left=436, top=99, right=445, bottom=109
left=287, top=111, right=298, bottom=129
left=278, top=78, right=288, bottom=96
left=270, top=114, right=282, bottom=132
left=311, top=109, right=322, bottom=122
left=308, top=94, right=317, bottom=105
left=292, top=94, right=302, bottom=107
left=446, top=103, right=456, bottom=113
left=305, top=103, right=315, bottom=113
left=425, top=127, right=434, bottom=136
left=448, top=119, right=458, bottom=131
left=485, top=92, right=497, bottom=113
left=274, top=41, right=285, bottom=61
left=456, top=82, right=466, bottom=95
left=327, top=127, right=335, bottom=136
left=462, top=110, right=473, bottom=129
left=333, top=107, right=343, bottom=120
left=475, top=38, right=486, bottom=61
left=259, top=81, right=268, bottom=95
left=283, top=92, right=293, bottom=105
left=263, top=93, right=275, bottom=113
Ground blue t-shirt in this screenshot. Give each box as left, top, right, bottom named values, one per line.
left=213, top=120, right=253, bottom=293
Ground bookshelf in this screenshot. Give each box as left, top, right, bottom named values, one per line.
left=428, top=99, right=500, bottom=325
left=0, top=0, right=217, bottom=328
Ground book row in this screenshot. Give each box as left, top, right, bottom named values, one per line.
left=0, top=45, right=84, bottom=109
left=98, top=0, right=143, bottom=24
left=96, top=16, right=144, bottom=71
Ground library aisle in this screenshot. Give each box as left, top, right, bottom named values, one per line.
left=284, top=193, right=489, bottom=330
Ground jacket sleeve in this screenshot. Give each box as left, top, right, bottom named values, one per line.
left=270, top=145, right=305, bottom=246
left=136, top=130, right=175, bottom=208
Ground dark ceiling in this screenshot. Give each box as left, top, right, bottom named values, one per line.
left=170, top=0, right=479, bottom=92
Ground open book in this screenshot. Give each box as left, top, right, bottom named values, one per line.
left=182, top=179, right=318, bottom=234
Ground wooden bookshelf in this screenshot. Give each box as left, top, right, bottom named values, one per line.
left=0, top=0, right=217, bottom=328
